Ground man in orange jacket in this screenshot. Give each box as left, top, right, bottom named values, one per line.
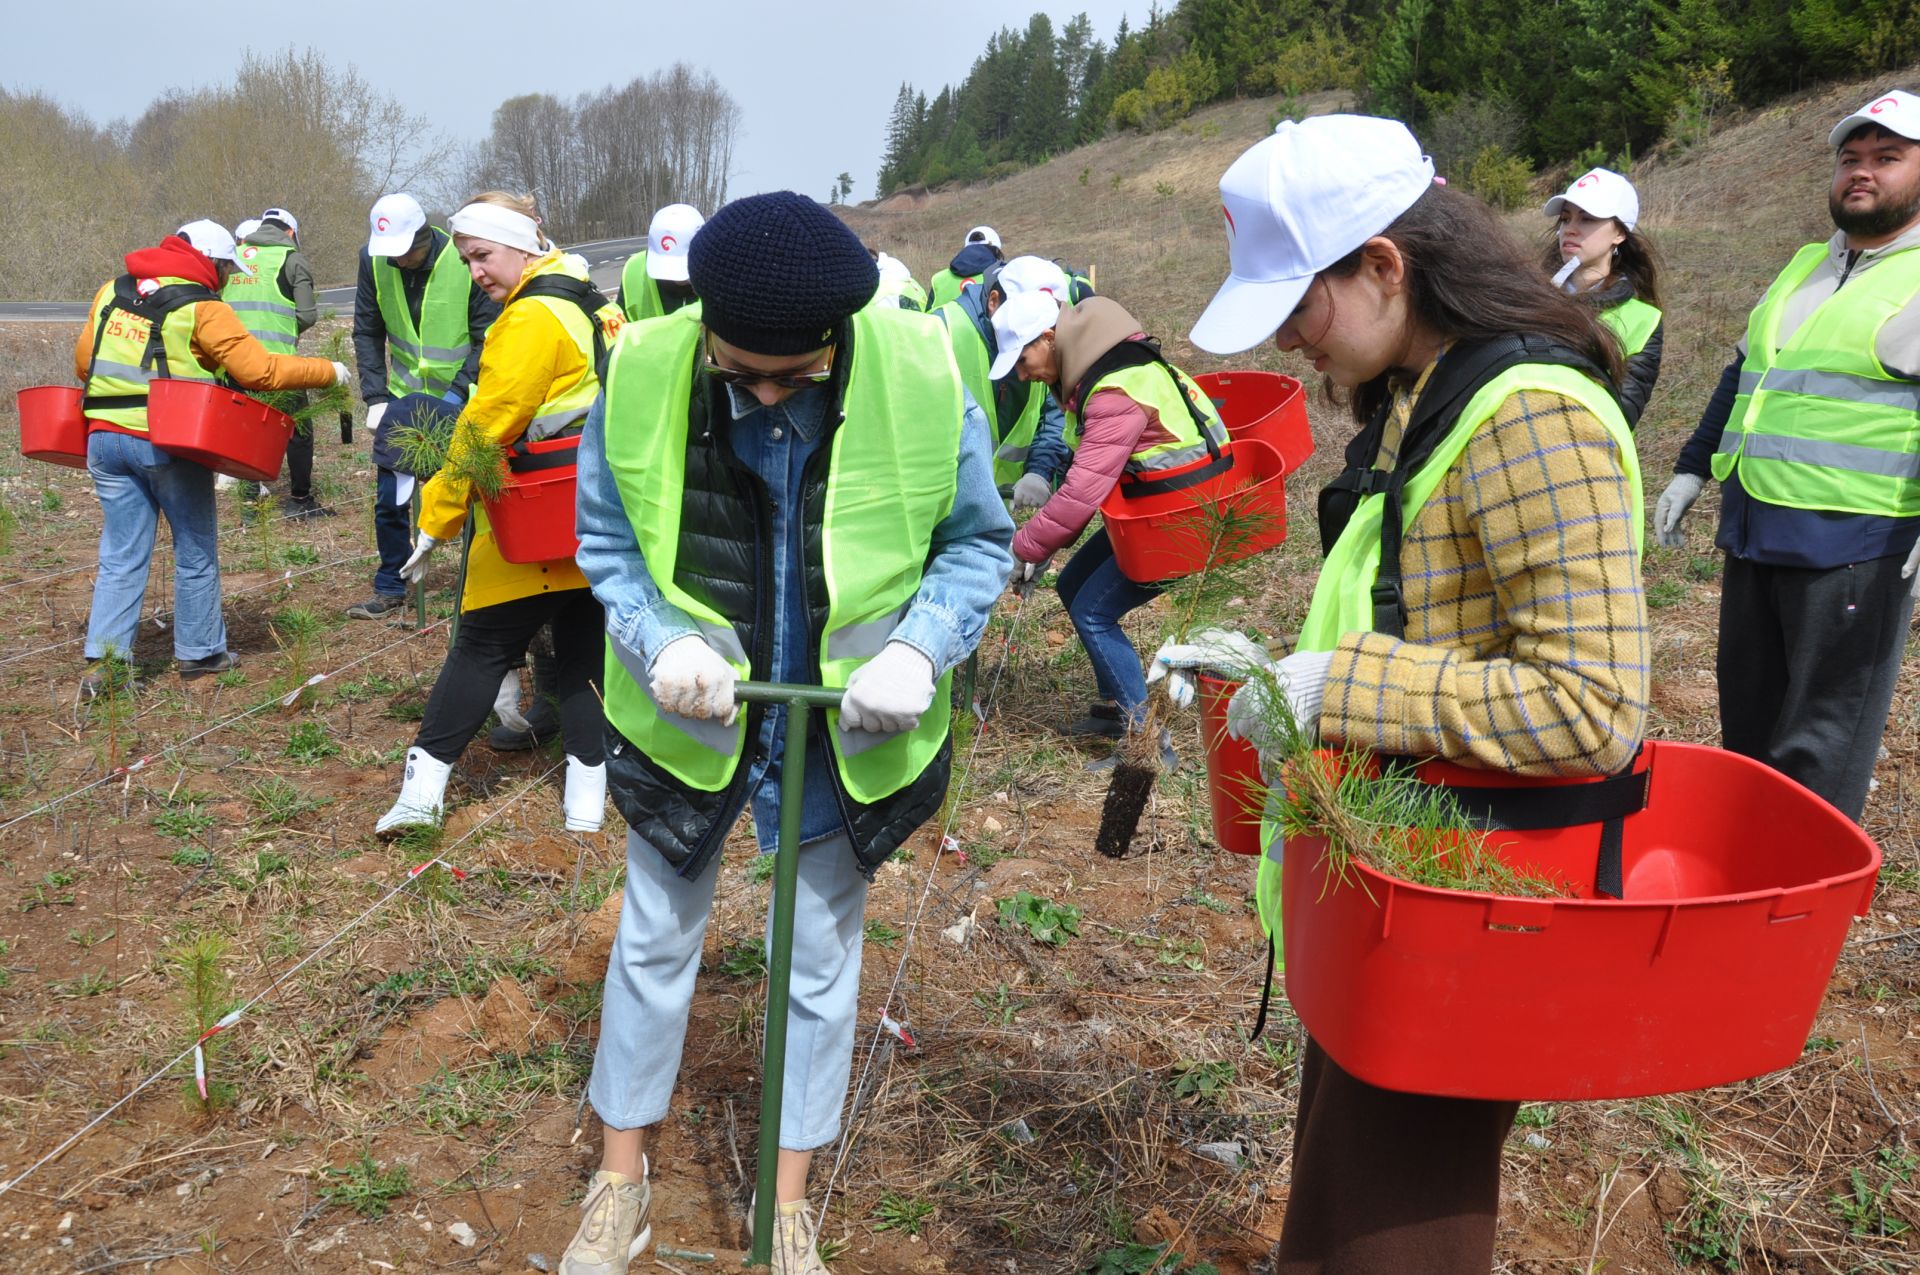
left=73, top=220, right=345, bottom=700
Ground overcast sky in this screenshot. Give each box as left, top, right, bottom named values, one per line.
left=2, top=0, right=1152, bottom=206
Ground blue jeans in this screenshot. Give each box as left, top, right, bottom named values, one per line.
left=1057, top=528, right=1163, bottom=725
left=372, top=468, right=412, bottom=597
left=84, top=430, right=226, bottom=661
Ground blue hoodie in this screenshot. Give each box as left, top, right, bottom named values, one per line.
left=948, top=242, right=1002, bottom=277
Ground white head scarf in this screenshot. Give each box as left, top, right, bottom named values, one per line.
left=448, top=201, right=552, bottom=256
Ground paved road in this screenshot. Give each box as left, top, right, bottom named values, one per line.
left=0, top=235, right=647, bottom=324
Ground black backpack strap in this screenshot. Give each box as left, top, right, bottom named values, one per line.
left=1249, top=934, right=1278, bottom=1041
left=82, top=276, right=219, bottom=411
left=514, top=274, right=615, bottom=380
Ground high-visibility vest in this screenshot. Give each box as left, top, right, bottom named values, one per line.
left=619, top=251, right=702, bottom=324
left=81, top=275, right=224, bottom=432
left=599, top=306, right=964, bottom=803
left=371, top=231, right=472, bottom=398
left=1712, top=243, right=1920, bottom=517
left=1600, top=296, right=1662, bottom=357
left=220, top=244, right=298, bottom=351
left=509, top=253, right=624, bottom=441
left=1253, top=363, right=1642, bottom=941
left=1063, top=359, right=1225, bottom=473
left=936, top=299, right=1046, bottom=486
left=928, top=268, right=979, bottom=310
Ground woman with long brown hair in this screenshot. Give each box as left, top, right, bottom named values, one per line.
left=1185, top=115, right=1650, bottom=1273
left=1542, top=167, right=1665, bottom=426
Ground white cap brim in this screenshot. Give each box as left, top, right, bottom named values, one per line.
left=1190, top=273, right=1313, bottom=356
left=646, top=251, right=690, bottom=283
left=368, top=228, right=418, bottom=257
left=1830, top=111, right=1920, bottom=146
left=988, top=344, right=1023, bottom=381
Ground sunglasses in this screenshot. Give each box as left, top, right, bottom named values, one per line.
left=702, top=337, right=835, bottom=390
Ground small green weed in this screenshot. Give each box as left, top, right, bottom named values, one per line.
left=716, top=941, right=767, bottom=979
left=871, top=1192, right=936, bottom=1236
left=747, top=854, right=776, bottom=884
left=52, top=969, right=115, bottom=998
left=248, top=777, right=327, bottom=826
left=973, top=982, right=1030, bottom=1027
left=66, top=925, right=115, bottom=950
left=1170, top=1058, right=1236, bottom=1105
left=1828, top=1148, right=1916, bottom=1238
left=318, top=1153, right=411, bottom=1218
left=152, top=802, right=215, bottom=841
left=864, top=919, right=904, bottom=948
left=1647, top=579, right=1689, bottom=609
left=1515, top=1103, right=1558, bottom=1130
left=284, top=720, right=338, bottom=762
left=996, top=890, right=1081, bottom=946
left=41, top=488, right=62, bottom=513
left=1086, top=1243, right=1218, bottom=1275
left=170, top=846, right=214, bottom=868
left=22, top=870, right=76, bottom=912
left=281, top=544, right=320, bottom=567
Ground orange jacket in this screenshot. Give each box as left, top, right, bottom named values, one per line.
left=73, top=281, right=336, bottom=392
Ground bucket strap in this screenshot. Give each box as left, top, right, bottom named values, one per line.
left=507, top=430, right=582, bottom=474
left=1249, top=935, right=1277, bottom=1041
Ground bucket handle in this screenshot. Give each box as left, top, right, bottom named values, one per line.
left=1485, top=897, right=1555, bottom=933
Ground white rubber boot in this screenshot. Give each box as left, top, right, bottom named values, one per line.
left=376, top=747, right=453, bottom=837
left=564, top=755, right=607, bottom=832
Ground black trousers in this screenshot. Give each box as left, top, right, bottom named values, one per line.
left=1274, top=1039, right=1516, bottom=1274
left=1717, top=553, right=1913, bottom=822
left=285, top=421, right=313, bottom=498
left=414, top=589, right=605, bottom=765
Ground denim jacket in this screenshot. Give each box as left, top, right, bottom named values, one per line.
left=951, top=285, right=1071, bottom=485
left=575, top=377, right=1013, bottom=851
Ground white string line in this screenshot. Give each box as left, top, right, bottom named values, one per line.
left=0, top=759, right=564, bottom=1199
left=818, top=587, right=1039, bottom=1219
left=0, top=501, right=349, bottom=595
left=0, top=619, right=446, bottom=835
left=0, top=551, right=377, bottom=670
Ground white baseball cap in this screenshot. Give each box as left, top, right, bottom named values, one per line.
left=260, top=206, right=300, bottom=237
left=177, top=219, right=253, bottom=276
left=965, top=225, right=1002, bottom=251
left=646, top=204, right=705, bottom=282
left=994, top=255, right=1070, bottom=301
left=875, top=252, right=915, bottom=294
left=1191, top=115, right=1435, bottom=355
left=1829, top=89, right=1920, bottom=147
left=989, top=290, right=1061, bottom=381
left=233, top=218, right=262, bottom=243
left=1543, top=168, right=1640, bottom=232
left=367, top=193, right=427, bottom=257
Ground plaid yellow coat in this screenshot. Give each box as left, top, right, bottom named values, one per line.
left=1320, top=364, right=1650, bottom=777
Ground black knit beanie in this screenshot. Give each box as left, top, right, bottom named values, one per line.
left=689, top=192, right=879, bottom=356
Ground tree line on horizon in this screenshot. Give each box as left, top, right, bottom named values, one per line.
left=874, top=0, right=1920, bottom=199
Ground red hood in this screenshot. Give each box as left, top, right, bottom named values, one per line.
left=123, top=236, right=222, bottom=291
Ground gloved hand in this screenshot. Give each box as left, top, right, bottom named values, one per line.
left=366, top=401, right=389, bottom=433
left=399, top=533, right=439, bottom=584
left=840, top=640, right=936, bottom=735
left=1902, top=540, right=1920, bottom=599
left=1654, top=473, right=1705, bottom=549
left=1146, top=627, right=1271, bottom=709
left=1010, top=473, right=1052, bottom=512
left=492, top=672, right=531, bottom=733
left=1226, top=649, right=1335, bottom=754
left=330, top=361, right=351, bottom=386
left=1011, top=556, right=1050, bottom=599
left=649, top=633, right=738, bottom=724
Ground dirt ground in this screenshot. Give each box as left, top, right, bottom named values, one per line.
left=2, top=72, right=1918, bottom=1275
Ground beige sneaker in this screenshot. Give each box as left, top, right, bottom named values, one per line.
left=769, top=1198, right=830, bottom=1275
left=560, top=1168, right=652, bottom=1275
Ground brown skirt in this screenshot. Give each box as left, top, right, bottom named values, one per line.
left=1274, top=1039, right=1518, bottom=1274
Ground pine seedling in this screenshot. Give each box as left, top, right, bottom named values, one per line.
left=389, top=409, right=507, bottom=501
left=165, top=933, right=238, bottom=1111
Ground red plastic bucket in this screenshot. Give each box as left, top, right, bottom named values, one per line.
left=146, top=379, right=293, bottom=481
left=1193, top=371, right=1312, bottom=474
left=483, top=435, right=581, bottom=565
left=1102, top=438, right=1288, bottom=584
left=1281, top=741, right=1880, bottom=1100
left=16, top=386, right=89, bottom=468
left=1198, top=674, right=1262, bottom=855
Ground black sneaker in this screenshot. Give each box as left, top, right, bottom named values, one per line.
left=346, top=594, right=407, bottom=620
left=281, top=493, right=337, bottom=520
left=177, top=652, right=239, bottom=680
left=1062, top=701, right=1126, bottom=740
left=487, top=702, right=560, bottom=752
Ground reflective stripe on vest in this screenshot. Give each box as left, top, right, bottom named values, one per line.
left=221, top=244, right=298, bottom=351
left=371, top=233, right=472, bottom=398
left=1063, top=361, right=1225, bottom=472
left=511, top=254, right=625, bottom=441
left=83, top=278, right=221, bottom=432
left=1712, top=242, right=1920, bottom=516
left=1259, top=363, right=1644, bottom=942
left=1599, top=296, right=1661, bottom=357
left=598, top=306, right=963, bottom=802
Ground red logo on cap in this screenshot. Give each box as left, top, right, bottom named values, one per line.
left=1575, top=173, right=1599, bottom=188
left=1221, top=204, right=1236, bottom=235
left=241, top=246, right=257, bottom=259
left=376, top=216, right=391, bottom=232
left=1870, top=96, right=1900, bottom=114
left=659, top=235, right=677, bottom=253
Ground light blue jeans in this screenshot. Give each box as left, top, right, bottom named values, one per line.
left=84, top=430, right=227, bottom=662
left=588, top=828, right=869, bottom=1151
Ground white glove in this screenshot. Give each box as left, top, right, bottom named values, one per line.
left=492, top=672, right=531, bottom=733
left=649, top=634, right=738, bottom=724
left=840, top=641, right=936, bottom=735
left=1011, top=556, right=1050, bottom=598
left=1654, top=473, right=1705, bottom=549
left=1010, top=473, right=1052, bottom=512
left=330, top=360, right=351, bottom=386
left=1147, top=627, right=1271, bottom=709
left=1902, top=540, right=1920, bottom=599
left=399, top=533, right=439, bottom=584
left=1226, top=649, right=1335, bottom=753
left=367, top=401, right=388, bottom=432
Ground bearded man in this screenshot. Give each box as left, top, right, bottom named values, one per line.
left=1654, top=88, right=1920, bottom=820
